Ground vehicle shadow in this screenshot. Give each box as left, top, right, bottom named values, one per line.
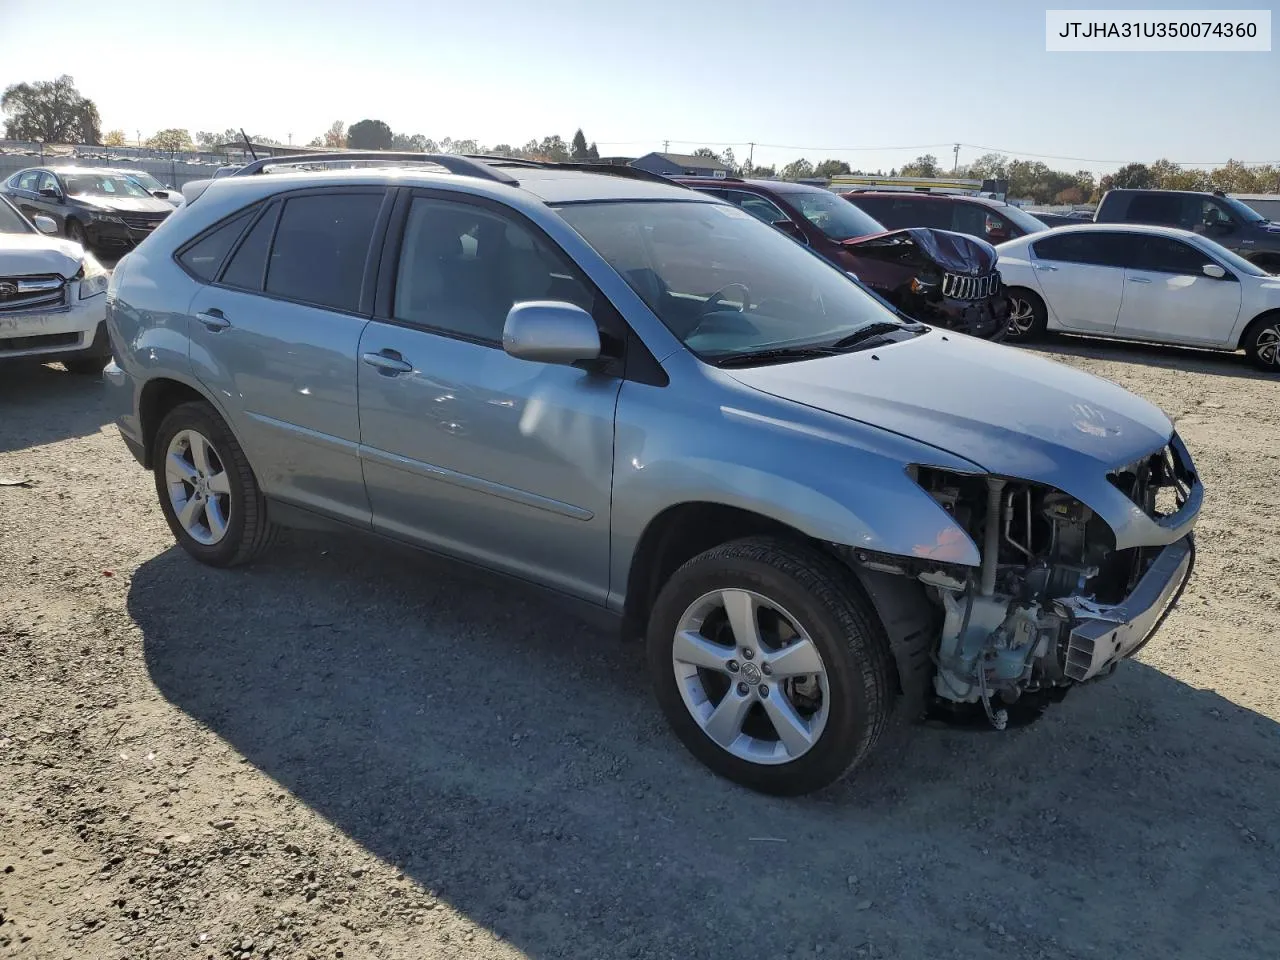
left=1028, top=333, right=1276, bottom=381
left=132, top=535, right=1280, bottom=960
left=0, top=362, right=112, bottom=454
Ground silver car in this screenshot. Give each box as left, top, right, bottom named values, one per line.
left=104, top=154, right=1201, bottom=796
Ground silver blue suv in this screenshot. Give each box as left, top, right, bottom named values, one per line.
left=104, top=153, right=1202, bottom=795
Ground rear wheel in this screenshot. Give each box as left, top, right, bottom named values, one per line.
left=1242, top=312, right=1280, bottom=372
left=1005, top=287, right=1048, bottom=342
left=646, top=537, right=895, bottom=796
left=152, top=401, right=278, bottom=566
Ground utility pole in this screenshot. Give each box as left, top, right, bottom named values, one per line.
left=287, top=132, right=293, bottom=145
left=136, top=130, right=141, bottom=148
left=953, top=143, right=960, bottom=174
left=748, top=141, right=755, bottom=170
left=663, top=139, right=669, bottom=152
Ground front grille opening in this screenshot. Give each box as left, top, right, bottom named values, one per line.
left=941, top=271, right=1000, bottom=301
left=0, top=274, right=67, bottom=312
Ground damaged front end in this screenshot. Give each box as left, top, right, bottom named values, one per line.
left=842, top=438, right=1200, bottom=729
left=843, top=227, right=1010, bottom=341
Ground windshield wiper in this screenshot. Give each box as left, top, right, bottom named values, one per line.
left=826, top=320, right=922, bottom=351
left=712, top=346, right=841, bottom=368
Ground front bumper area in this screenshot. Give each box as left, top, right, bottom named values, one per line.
left=1057, top=534, right=1195, bottom=682
left=916, top=291, right=1011, bottom=341
left=85, top=217, right=168, bottom=249
left=0, top=293, right=108, bottom=361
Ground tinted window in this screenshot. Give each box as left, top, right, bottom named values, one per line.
left=393, top=197, right=593, bottom=343
left=265, top=193, right=382, bottom=313
left=16, top=171, right=41, bottom=191
left=220, top=205, right=278, bottom=290
left=846, top=194, right=894, bottom=223
left=779, top=189, right=883, bottom=240
left=891, top=197, right=949, bottom=229
left=951, top=202, right=1002, bottom=238
left=178, top=207, right=257, bottom=282
left=1032, top=231, right=1131, bottom=267
left=0, top=196, right=32, bottom=234
left=1125, top=193, right=1187, bottom=227
left=1132, top=236, right=1215, bottom=275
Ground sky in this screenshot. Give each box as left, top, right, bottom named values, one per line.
left=1, top=0, right=1277, bottom=177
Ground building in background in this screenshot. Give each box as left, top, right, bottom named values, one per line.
left=630, top=152, right=730, bottom=179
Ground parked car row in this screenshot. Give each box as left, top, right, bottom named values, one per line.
left=97, top=153, right=1201, bottom=796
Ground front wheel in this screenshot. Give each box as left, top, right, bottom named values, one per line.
left=646, top=537, right=895, bottom=796
left=1005, top=288, right=1048, bottom=342
left=152, top=401, right=278, bottom=566
left=64, top=218, right=88, bottom=247
left=1242, top=313, right=1280, bottom=371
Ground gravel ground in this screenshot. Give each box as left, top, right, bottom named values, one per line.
left=1, top=337, right=1278, bottom=960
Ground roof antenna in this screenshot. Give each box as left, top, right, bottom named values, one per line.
left=240, top=128, right=258, bottom=162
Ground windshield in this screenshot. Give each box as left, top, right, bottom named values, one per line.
left=0, top=196, right=33, bottom=234
left=127, top=171, right=164, bottom=191
left=781, top=189, right=884, bottom=241
left=1197, top=234, right=1272, bottom=277
left=557, top=200, right=907, bottom=362
left=1220, top=195, right=1268, bottom=223
left=63, top=173, right=151, bottom=199
left=999, top=203, right=1051, bottom=234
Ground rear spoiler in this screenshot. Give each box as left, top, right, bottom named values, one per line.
left=181, top=166, right=240, bottom=207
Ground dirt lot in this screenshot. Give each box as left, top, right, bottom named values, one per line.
left=1, top=337, right=1278, bottom=960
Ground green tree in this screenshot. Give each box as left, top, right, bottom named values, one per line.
left=1105, top=162, right=1154, bottom=190
left=720, top=147, right=737, bottom=174
left=691, top=147, right=720, bottom=159
left=899, top=154, right=940, bottom=177
left=780, top=158, right=814, bottom=180
left=147, top=128, right=193, bottom=152
left=587, top=141, right=599, bottom=161
left=323, top=121, right=346, bottom=148
left=346, top=119, right=394, bottom=150
left=813, top=159, right=851, bottom=178
left=103, top=129, right=126, bottom=147
left=2, top=75, right=100, bottom=144
left=571, top=128, right=590, bottom=160
left=537, top=135, right=570, bottom=161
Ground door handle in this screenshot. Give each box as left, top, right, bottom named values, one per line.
left=196, top=310, right=231, bottom=331
left=1127, top=277, right=1152, bottom=284
left=361, top=350, right=414, bottom=374
left=1034, top=263, right=1058, bottom=271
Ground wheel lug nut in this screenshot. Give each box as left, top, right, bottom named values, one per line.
left=759, top=685, right=770, bottom=698
left=742, top=648, right=754, bottom=660
left=737, top=682, right=749, bottom=696
left=761, top=663, right=772, bottom=676
left=726, top=660, right=739, bottom=673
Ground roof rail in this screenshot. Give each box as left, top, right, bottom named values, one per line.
left=228, top=152, right=519, bottom=185
left=464, top=156, right=691, bottom=189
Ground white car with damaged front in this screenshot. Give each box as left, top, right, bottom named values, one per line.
left=997, top=223, right=1280, bottom=371
left=0, top=194, right=112, bottom=375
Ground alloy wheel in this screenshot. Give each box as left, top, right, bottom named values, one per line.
left=1007, top=297, right=1036, bottom=337
left=1256, top=324, right=1280, bottom=367
left=164, top=429, right=232, bottom=545
left=672, top=588, right=830, bottom=765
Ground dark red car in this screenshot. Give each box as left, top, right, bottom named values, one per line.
left=674, top=177, right=1011, bottom=340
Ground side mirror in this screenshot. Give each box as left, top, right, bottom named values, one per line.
left=151, top=190, right=168, bottom=198
left=38, top=187, right=62, bottom=200
left=32, top=214, right=57, bottom=235
left=772, top=219, right=807, bottom=242
left=502, top=301, right=601, bottom=366
left=1202, top=263, right=1227, bottom=279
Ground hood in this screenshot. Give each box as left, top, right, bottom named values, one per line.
left=70, top=193, right=173, bottom=214
left=725, top=330, right=1173, bottom=489
left=0, top=233, right=85, bottom=278
left=842, top=227, right=999, bottom=274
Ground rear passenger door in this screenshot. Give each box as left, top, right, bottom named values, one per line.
left=1028, top=231, right=1132, bottom=332
left=356, top=190, right=622, bottom=604
left=182, top=188, right=391, bottom=526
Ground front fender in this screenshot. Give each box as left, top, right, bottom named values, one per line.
left=608, top=362, right=983, bottom=611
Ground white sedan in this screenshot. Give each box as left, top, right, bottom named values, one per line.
left=996, top=223, right=1280, bottom=370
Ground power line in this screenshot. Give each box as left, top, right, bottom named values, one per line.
left=961, top=143, right=1279, bottom=167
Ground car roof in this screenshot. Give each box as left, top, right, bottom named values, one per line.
left=1015, top=222, right=1205, bottom=241
left=192, top=163, right=713, bottom=208
left=676, top=177, right=828, bottom=197
left=846, top=190, right=1010, bottom=208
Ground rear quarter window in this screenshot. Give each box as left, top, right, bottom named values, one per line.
left=176, top=206, right=259, bottom=282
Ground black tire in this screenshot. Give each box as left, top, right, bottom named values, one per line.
left=1005, top=287, right=1048, bottom=342
left=646, top=536, right=895, bottom=796
left=62, top=355, right=110, bottom=376
left=1241, top=312, right=1280, bottom=372
left=64, top=218, right=88, bottom=247
left=152, top=401, right=278, bottom=567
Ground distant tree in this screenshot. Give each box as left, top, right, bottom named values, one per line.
left=780, top=158, right=814, bottom=180
left=813, top=159, right=851, bottom=178
left=963, top=152, right=1009, bottom=181
left=587, top=141, right=599, bottom=161
left=1104, top=162, right=1154, bottom=190
left=744, top=163, right=776, bottom=179
left=571, top=128, right=590, bottom=160
left=1054, top=186, right=1086, bottom=205
left=307, top=136, right=324, bottom=147
left=2, top=75, right=100, bottom=144
left=346, top=119, right=394, bottom=150
left=720, top=147, right=737, bottom=174
left=323, top=120, right=346, bottom=148
left=899, top=153, right=940, bottom=177
left=390, top=132, right=431, bottom=151
left=147, top=128, right=193, bottom=152
left=490, top=143, right=515, bottom=157
left=691, top=147, right=719, bottom=159
left=448, top=138, right=479, bottom=155
left=538, top=135, right=570, bottom=161
left=103, top=129, right=126, bottom=147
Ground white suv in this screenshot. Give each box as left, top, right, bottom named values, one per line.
left=0, top=194, right=111, bottom=374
